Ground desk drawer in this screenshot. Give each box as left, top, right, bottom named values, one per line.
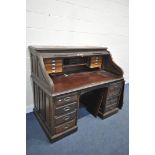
left=55, top=93, right=78, bottom=107
left=55, top=102, right=77, bottom=116
left=107, top=82, right=123, bottom=97
left=105, top=104, right=117, bottom=112
left=106, top=96, right=119, bottom=106
left=55, top=119, right=76, bottom=134
left=55, top=111, right=76, bottom=126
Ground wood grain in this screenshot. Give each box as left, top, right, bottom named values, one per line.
left=52, top=71, right=120, bottom=93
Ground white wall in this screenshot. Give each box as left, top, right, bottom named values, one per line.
left=26, top=0, right=129, bottom=112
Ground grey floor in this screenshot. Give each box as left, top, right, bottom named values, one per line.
left=26, top=84, right=129, bottom=155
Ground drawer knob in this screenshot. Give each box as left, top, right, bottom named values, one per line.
left=52, top=64, right=56, bottom=66
left=58, top=99, right=62, bottom=102
left=64, top=97, right=71, bottom=101
left=63, top=107, right=70, bottom=111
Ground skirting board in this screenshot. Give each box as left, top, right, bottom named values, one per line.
left=26, top=82, right=129, bottom=113
left=26, top=104, right=34, bottom=113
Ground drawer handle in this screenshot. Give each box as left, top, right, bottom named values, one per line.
left=64, top=125, right=69, bottom=129
left=52, top=67, right=55, bottom=69
left=64, top=116, right=70, bottom=121
left=95, top=63, right=98, bottom=65
left=52, top=64, right=56, bottom=66
left=113, top=85, right=119, bottom=88
left=64, top=97, right=71, bottom=101
left=63, top=107, right=70, bottom=111
left=52, top=60, right=56, bottom=62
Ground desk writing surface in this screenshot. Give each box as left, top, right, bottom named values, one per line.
left=51, top=71, right=121, bottom=94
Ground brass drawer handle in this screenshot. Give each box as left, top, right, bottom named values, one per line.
left=64, top=116, right=70, bottom=121
left=63, top=107, right=70, bottom=111
left=64, top=125, right=69, bottom=129
left=64, top=97, right=71, bottom=101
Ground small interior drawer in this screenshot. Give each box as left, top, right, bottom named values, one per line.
left=55, top=119, right=76, bottom=134
left=51, top=62, right=62, bottom=67
left=51, top=59, right=62, bottom=63
left=89, top=56, right=103, bottom=68
left=90, top=59, right=102, bottom=63
left=45, top=64, right=62, bottom=73
left=91, top=56, right=102, bottom=61
left=89, top=63, right=102, bottom=68
left=43, top=58, right=62, bottom=64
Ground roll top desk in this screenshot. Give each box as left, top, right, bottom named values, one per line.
left=29, top=46, right=125, bottom=142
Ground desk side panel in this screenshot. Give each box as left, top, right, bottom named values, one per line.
left=29, top=47, right=54, bottom=93
left=103, top=52, right=124, bottom=76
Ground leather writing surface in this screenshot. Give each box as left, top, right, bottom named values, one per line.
left=52, top=71, right=120, bottom=94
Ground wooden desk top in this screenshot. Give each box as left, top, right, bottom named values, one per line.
left=52, top=71, right=121, bottom=95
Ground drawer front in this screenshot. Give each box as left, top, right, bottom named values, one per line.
left=51, top=59, right=62, bottom=64
left=105, top=104, right=117, bottom=113
left=89, top=56, right=103, bottom=68
left=91, top=59, right=102, bottom=63
left=51, top=62, right=62, bottom=67
left=106, top=96, right=119, bottom=106
left=45, top=64, right=62, bottom=73
left=55, top=110, right=76, bottom=126
left=55, top=102, right=77, bottom=116
left=89, top=63, right=102, bottom=68
left=51, top=66, right=62, bottom=73
left=55, top=119, right=76, bottom=134
left=44, top=58, right=62, bottom=64
left=91, top=56, right=102, bottom=61
left=55, top=93, right=78, bottom=107
left=107, top=82, right=123, bottom=97
left=44, top=58, right=63, bottom=74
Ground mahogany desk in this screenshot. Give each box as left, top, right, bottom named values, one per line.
left=29, top=46, right=125, bottom=142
